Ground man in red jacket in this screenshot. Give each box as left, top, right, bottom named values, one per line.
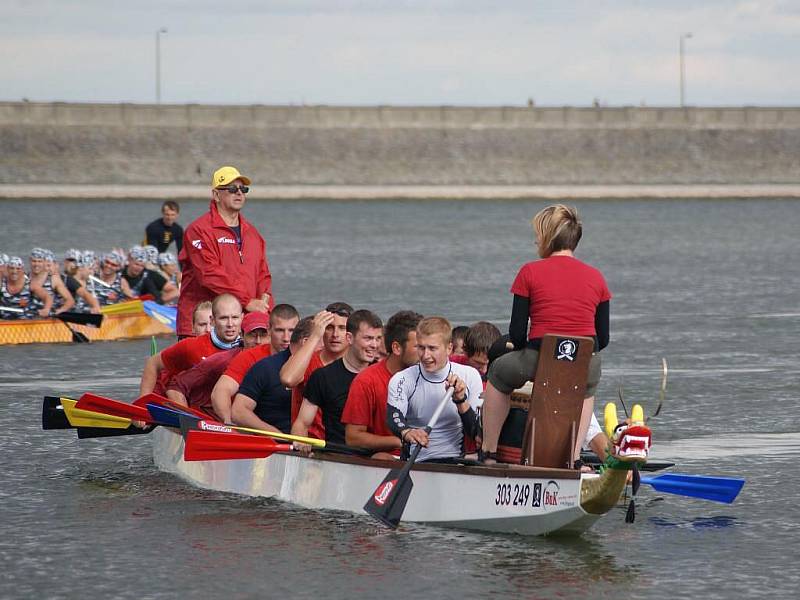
left=176, top=166, right=273, bottom=337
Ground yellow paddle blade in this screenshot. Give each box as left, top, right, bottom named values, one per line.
left=604, top=402, right=618, bottom=439
left=230, top=425, right=327, bottom=448
left=631, top=404, right=644, bottom=425
left=100, top=300, right=143, bottom=315
left=61, top=398, right=132, bottom=429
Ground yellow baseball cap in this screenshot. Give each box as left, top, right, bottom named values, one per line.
left=211, top=166, right=251, bottom=188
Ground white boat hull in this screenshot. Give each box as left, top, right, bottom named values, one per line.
left=153, top=428, right=602, bottom=536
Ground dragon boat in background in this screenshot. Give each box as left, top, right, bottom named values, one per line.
left=0, top=299, right=175, bottom=345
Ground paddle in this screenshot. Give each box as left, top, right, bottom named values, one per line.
left=364, top=387, right=454, bottom=529
left=42, top=396, right=74, bottom=429
left=60, top=398, right=132, bottom=429
left=640, top=472, right=744, bottom=504
left=76, top=392, right=155, bottom=423
left=183, top=429, right=293, bottom=461
left=70, top=393, right=203, bottom=438
left=581, top=452, right=674, bottom=472
left=178, top=415, right=372, bottom=456
left=56, top=312, right=103, bottom=327
left=142, top=300, right=177, bottom=330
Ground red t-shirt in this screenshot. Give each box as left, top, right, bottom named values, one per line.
left=161, top=333, right=224, bottom=380
left=223, top=343, right=272, bottom=384
left=341, top=359, right=400, bottom=456
left=511, top=255, right=611, bottom=340
left=166, top=348, right=241, bottom=419
left=291, top=351, right=325, bottom=439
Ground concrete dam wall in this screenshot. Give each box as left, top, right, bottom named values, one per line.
left=2, top=102, right=800, bottom=186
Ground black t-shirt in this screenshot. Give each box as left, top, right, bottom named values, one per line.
left=123, top=268, right=167, bottom=302
left=145, top=218, right=184, bottom=253
left=237, top=349, right=292, bottom=433
left=63, top=274, right=82, bottom=296
left=305, top=358, right=357, bottom=445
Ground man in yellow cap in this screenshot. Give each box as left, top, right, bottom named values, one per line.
left=176, top=166, right=273, bottom=338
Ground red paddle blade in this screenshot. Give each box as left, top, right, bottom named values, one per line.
left=183, top=429, right=291, bottom=462
left=133, top=393, right=213, bottom=419
left=77, top=392, right=154, bottom=423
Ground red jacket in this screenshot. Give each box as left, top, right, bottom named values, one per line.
left=176, top=201, right=273, bottom=336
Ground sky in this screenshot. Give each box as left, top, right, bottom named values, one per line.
left=2, top=0, right=799, bottom=107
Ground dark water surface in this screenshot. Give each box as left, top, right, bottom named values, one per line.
left=1, top=198, right=798, bottom=599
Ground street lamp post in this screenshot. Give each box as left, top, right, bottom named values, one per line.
left=679, top=32, right=693, bottom=107
left=155, top=27, right=168, bottom=104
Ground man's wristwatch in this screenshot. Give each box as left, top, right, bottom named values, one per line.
left=452, top=396, right=467, bottom=405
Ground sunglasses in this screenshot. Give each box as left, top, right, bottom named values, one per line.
left=217, top=185, right=249, bottom=195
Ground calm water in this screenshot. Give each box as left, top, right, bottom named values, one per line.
left=1, top=198, right=799, bottom=599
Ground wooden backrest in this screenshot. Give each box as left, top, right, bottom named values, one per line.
left=521, top=334, right=594, bottom=469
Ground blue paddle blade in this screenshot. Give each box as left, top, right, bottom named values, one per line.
left=146, top=403, right=190, bottom=428
left=640, top=473, right=745, bottom=504
left=142, top=300, right=177, bottom=331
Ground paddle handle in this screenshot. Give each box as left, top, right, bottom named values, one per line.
left=426, top=387, right=454, bottom=429
left=0, top=306, right=25, bottom=313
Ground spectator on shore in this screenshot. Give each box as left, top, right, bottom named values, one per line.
left=144, top=200, right=184, bottom=254
left=176, top=166, right=273, bottom=338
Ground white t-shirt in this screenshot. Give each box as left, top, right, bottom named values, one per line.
left=387, top=361, right=483, bottom=462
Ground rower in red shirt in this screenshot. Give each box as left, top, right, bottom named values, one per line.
left=139, top=293, right=243, bottom=396
left=342, top=310, right=423, bottom=459
left=165, top=311, right=273, bottom=419
left=210, top=304, right=300, bottom=423
left=279, top=302, right=353, bottom=440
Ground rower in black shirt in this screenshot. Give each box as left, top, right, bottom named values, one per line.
left=291, top=310, right=383, bottom=451
left=144, top=200, right=184, bottom=253
left=121, top=247, right=179, bottom=305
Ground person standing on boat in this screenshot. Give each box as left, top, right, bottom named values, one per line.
left=479, top=204, right=611, bottom=464
left=231, top=316, right=315, bottom=433
left=144, top=200, right=184, bottom=254
left=176, top=166, right=273, bottom=338
left=280, top=302, right=353, bottom=440
left=386, top=316, right=483, bottom=463
left=341, top=310, right=423, bottom=458
left=291, top=309, right=383, bottom=451
left=139, top=293, right=243, bottom=396
left=210, top=303, right=300, bottom=423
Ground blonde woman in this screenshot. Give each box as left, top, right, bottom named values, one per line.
left=479, top=204, right=611, bottom=464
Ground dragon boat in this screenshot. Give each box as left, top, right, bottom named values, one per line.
left=0, top=299, right=174, bottom=345
left=43, top=334, right=742, bottom=536
left=151, top=423, right=647, bottom=536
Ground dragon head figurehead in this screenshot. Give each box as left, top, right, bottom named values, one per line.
left=605, top=402, right=651, bottom=464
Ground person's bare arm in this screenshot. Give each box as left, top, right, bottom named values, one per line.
left=290, top=399, right=319, bottom=454
left=51, top=276, right=75, bottom=314
left=139, top=352, right=165, bottom=395
left=210, top=374, right=239, bottom=424
left=120, top=277, right=136, bottom=299
left=279, top=310, right=333, bottom=387
left=345, top=424, right=401, bottom=452
left=77, top=286, right=101, bottom=314
left=165, top=388, right=188, bottom=407
left=30, top=282, right=53, bottom=317
left=231, top=393, right=281, bottom=433
left=160, top=281, right=179, bottom=304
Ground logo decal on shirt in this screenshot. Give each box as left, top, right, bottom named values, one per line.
left=217, top=236, right=236, bottom=245
left=192, top=239, right=202, bottom=249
